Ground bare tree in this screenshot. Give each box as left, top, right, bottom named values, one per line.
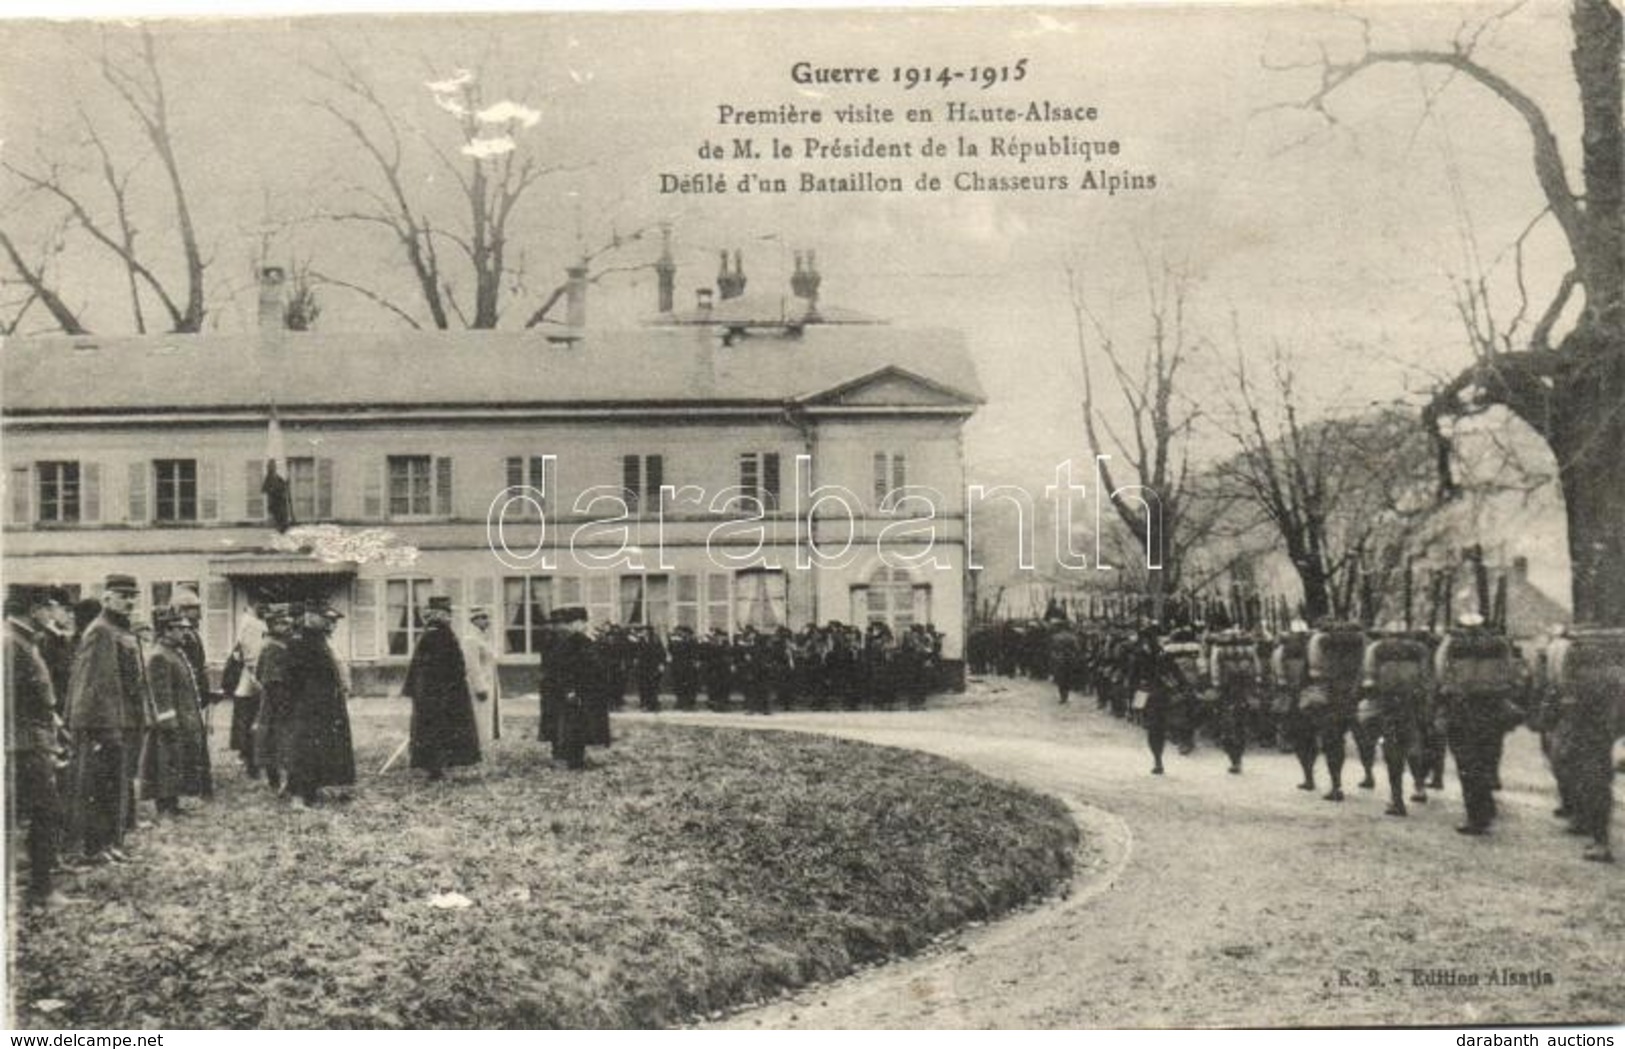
left=310, top=50, right=650, bottom=330
left=1213, top=338, right=1439, bottom=623
left=1275, top=0, right=1625, bottom=625
left=1068, top=258, right=1226, bottom=617
left=0, top=26, right=207, bottom=333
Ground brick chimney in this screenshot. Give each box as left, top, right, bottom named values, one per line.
left=655, top=224, right=676, bottom=314
left=718, top=249, right=747, bottom=301
left=791, top=250, right=821, bottom=318
left=565, top=263, right=588, bottom=328
left=696, top=287, right=714, bottom=314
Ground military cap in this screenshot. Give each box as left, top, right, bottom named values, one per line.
left=104, top=573, right=140, bottom=594
left=467, top=605, right=491, bottom=620
left=426, top=595, right=454, bottom=612
left=322, top=606, right=345, bottom=621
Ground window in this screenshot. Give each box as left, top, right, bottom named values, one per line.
left=287, top=457, right=334, bottom=522
left=621, top=454, right=664, bottom=513
left=873, top=452, right=907, bottom=507
left=385, top=577, right=434, bottom=656
left=585, top=574, right=615, bottom=624
left=36, top=462, right=81, bottom=523
left=619, top=574, right=671, bottom=628
left=705, top=572, right=732, bottom=634
left=860, top=565, right=921, bottom=632
left=674, top=574, right=701, bottom=631
left=388, top=456, right=434, bottom=517
left=504, top=456, right=551, bottom=506
left=154, top=460, right=198, bottom=523
left=738, top=452, right=781, bottom=510
left=735, top=570, right=787, bottom=630
left=502, top=576, right=552, bottom=654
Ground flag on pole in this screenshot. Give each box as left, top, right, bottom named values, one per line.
left=263, top=410, right=295, bottom=532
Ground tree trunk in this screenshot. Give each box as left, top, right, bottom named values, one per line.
left=1554, top=330, right=1625, bottom=625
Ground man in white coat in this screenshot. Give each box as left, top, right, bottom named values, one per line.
left=462, top=607, right=501, bottom=748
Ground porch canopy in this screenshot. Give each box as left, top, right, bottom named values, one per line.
left=209, top=555, right=358, bottom=578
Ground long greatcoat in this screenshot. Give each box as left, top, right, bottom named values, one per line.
left=403, top=621, right=482, bottom=771
left=284, top=631, right=357, bottom=795
left=144, top=639, right=210, bottom=799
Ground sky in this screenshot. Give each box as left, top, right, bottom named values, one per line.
left=0, top=1, right=1583, bottom=590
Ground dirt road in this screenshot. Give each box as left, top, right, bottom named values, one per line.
left=653, top=678, right=1623, bottom=1028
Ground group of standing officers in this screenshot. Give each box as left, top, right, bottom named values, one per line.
left=982, top=609, right=1619, bottom=863
left=5, top=575, right=225, bottom=909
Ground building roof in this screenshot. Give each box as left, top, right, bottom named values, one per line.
left=1, top=325, right=983, bottom=416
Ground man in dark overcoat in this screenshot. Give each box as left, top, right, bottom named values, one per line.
left=283, top=606, right=356, bottom=805
left=632, top=625, right=666, bottom=712
left=6, top=586, right=75, bottom=905
left=402, top=595, right=481, bottom=781
left=143, top=609, right=210, bottom=816
left=65, top=574, right=145, bottom=864
left=668, top=625, right=700, bottom=711
left=254, top=605, right=295, bottom=793
left=550, top=607, right=598, bottom=769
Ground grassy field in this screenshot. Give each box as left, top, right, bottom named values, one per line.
left=7, top=709, right=1078, bottom=1029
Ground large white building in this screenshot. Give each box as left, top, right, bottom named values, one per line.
left=2, top=269, right=984, bottom=693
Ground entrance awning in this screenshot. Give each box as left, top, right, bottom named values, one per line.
left=209, top=556, right=358, bottom=578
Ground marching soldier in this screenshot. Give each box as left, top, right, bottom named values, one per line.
left=1132, top=625, right=1195, bottom=776
left=1209, top=630, right=1261, bottom=775
left=1542, top=626, right=1621, bottom=862
left=1304, top=621, right=1367, bottom=802
left=1359, top=626, right=1432, bottom=817
left=1434, top=613, right=1519, bottom=835
left=1272, top=622, right=1317, bottom=790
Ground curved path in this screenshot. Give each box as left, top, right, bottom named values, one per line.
left=631, top=678, right=1624, bottom=1028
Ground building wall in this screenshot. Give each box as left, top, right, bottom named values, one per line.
left=4, top=410, right=971, bottom=689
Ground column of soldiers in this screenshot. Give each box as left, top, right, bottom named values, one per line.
left=536, top=618, right=948, bottom=720
left=4, top=575, right=230, bottom=909
left=973, top=607, right=1618, bottom=863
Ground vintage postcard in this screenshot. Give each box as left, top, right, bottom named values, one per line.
left=1, top=0, right=1621, bottom=1034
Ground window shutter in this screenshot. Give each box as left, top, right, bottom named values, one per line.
left=622, top=455, right=639, bottom=508
left=646, top=455, right=663, bottom=506
left=82, top=462, right=102, bottom=523
left=763, top=453, right=780, bottom=505
left=893, top=453, right=906, bottom=491
left=362, top=461, right=383, bottom=520
left=738, top=453, right=755, bottom=492
left=529, top=456, right=547, bottom=502
left=505, top=456, right=523, bottom=489
left=204, top=580, right=232, bottom=657
left=351, top=579, right=378, bottom=660
left=440, top=577, right=465, bottom=616
left=245, top=460, right=265, bottom=520
left=200, top=460, right=221, bottom=522
left=127, top=462, right=149, bottom=523
left=9, top=464, right=30, bottom=525
left=435, top=457, right=454, bottom=517
left=316, top=458, right=334, bottom=520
